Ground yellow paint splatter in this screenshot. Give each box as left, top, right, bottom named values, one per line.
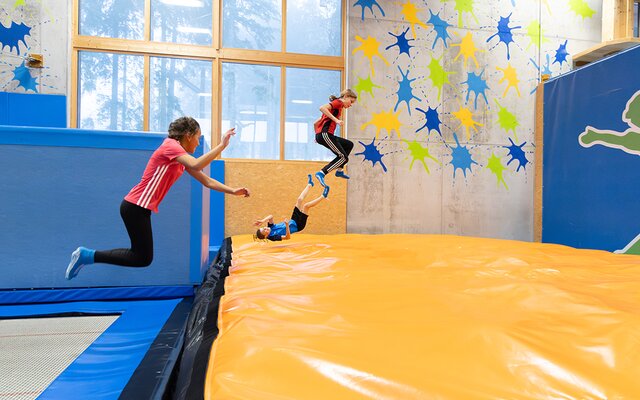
left=487, top=153, right=508, bottom=189
left=525, top=21, right=548, bottom=50
left=451, top=31, right=483, bottom=68
left=452, top=105, right=483, bottom=140
left=426, top=55, right=455, bottom=101
left=361, top=109, right=403, bottom=139
left=400, top=1, right=428, bottom=39
left=496, top=63, right=521, bottom=97
left=352, top=35, right=390, bottom=77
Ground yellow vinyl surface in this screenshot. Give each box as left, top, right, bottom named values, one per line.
left=206, top=234, right=640, bottom=399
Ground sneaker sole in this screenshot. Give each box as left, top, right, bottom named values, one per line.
left=65, top=248, right=81, bottom=280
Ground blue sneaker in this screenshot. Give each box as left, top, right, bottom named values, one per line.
left=322, top=185, right=330, bottom=198
left=335, top=170, right=350, bottom=179
left=307, top=174, right=314, bottom=187
left=65, top=247, right=95, bottom=280
left=315, top=171, right=326, bottom=187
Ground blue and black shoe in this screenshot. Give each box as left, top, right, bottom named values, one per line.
left=335, top=170, right=350, bottom=179
left=307, top=174, right=314, bottom=187
left=322, top=185, right=330, bottom=198
left=315, top=171, right=327, bottom=187
left=65, top=246, right=95, bottom=280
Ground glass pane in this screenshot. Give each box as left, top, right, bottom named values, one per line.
left=149, top=57, right=212, bottom=145
left=222, top=0, right=281, bottom=51
left=221, top=63, right=280, bottom=159
left=635, top=2, right=639, bottom=37
left=151, top=0, right=213, bottom=45
left=78, top=51, right=144, bottom=131
left=79, top=0, right=143, bottom=40
left=285, top=68, right=341, bottom=161
left=287, top=0, right=341, bottom=56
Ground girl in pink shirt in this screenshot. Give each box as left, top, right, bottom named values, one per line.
left=66, top=117, right=250, bottom=280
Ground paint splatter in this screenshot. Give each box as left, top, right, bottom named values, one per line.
left=0, top=21, right=31, bottom=54
left=452, top=105, right=483, bottom=139
left=356, top=138, right=388, bottom=172
left=386, top=27, right=414, bottom=58
left=525, top=21, right=548, bottom=50
left=427, top=10, right=452, bottom=49
left=404, top=139, right=440, bottom=173
left=452, top=31, right=483, bottom=68
left=530, top=53, right=553, bottom=77
left=553, top=40, right=569, bottom=66
left=400, top=1, right=428, bottom=39
left=361, top=109, right=403, bottom=139
left=496, top=63, right=521, bottom=97
left=449, top=133, right=478, bottom=178
left=11, top=61, right=37, bottom=92
left=462, top=69, right=489, bottom=109
left=427, top=55, right=455, bottom=101
left=353, top=35, right=390, bottom=77
left=415, top=106, right=442, bottom=136
left=353, top=0, right=385, bottom=20
left=495, top=99, right=519, bottom=140
left=504, top=138, right=529, bottom=172
left=443, top=0, right=478, bottom=27
left=568, top=0, right=596, bottom=18
left=486, top=13, right=521, bottom=60
left=354, top=75, right=383, bottom=99
left=487, top=153, right=508, bottom=189
left=394, top=66, right=421, bottom=115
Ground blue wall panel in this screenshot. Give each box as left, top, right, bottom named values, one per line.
left=0, top=92, right=66, bottom=127
left=542, top=45, right=640, bottom=251
left=0, top=126, right=222, bottom=289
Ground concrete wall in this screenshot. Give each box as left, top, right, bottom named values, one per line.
left=0, top=0, right=68, bottom=94
left=346, top=0, right=602, bottom=240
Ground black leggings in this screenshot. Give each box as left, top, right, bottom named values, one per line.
left=94, top=200, right=154, bottom=267
left=316, top=131, right=354, bottom=174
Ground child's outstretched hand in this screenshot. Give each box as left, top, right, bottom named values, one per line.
left=253, top=219, right=263, bottom=226
left=233, top=187, right=250, bottom=197
left=222, top=128, right=236, bottom=147
left=335, top=119, right=344, bottom=126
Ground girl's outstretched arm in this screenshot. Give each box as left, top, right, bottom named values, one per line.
left=283, top=220, right=291, bottom=240
left=254, top=215, right=274, bottom=226
left=187, top=169, right=250, bottom=197
left=176, top=128, right=236, bottom=171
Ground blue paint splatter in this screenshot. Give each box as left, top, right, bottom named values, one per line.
left=356, top=138, right=388, bottom=172
left=504, top=138, right=529, bottom=172
left=353, top=0, right=385, bottom=21
left=530, top=53, right=553, bottom=76
left=12, top=62, right=38, bottom=92
left=386, top=27, right=414, bottom=58
left=427, top=10, right=452, bottom=49
left=461, top=69, right=489, bottom=109
left=0, top=21, right=32, bottom=54
left=450, top=133, right=477, bottom=178
left=486, top=13, right=520, bottom=60
left=553, top=40, right=569, bottom=66
left=415, top=106, right=442, bottom=136
left=394, top=66, right=421, bottom=116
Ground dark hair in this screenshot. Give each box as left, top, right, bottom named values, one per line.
left=255, top=228, right=266, bottom=240
left=168, top=117, right=200, bottom=140
left=329, top=88, right=358, bottom=102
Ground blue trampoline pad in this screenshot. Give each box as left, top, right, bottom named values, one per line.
left=0, top=298, right=182, bottom=400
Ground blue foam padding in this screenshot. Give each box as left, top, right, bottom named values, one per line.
left=0, top=285, right=195, bottom=305
left=0, top=299, right=181, bottom=400
left=0, top=93, right=66, bottom=128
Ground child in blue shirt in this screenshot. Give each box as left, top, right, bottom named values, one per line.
left=254, top=175, right=328, bottom=241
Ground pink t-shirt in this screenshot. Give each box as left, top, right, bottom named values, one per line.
left=125, top=138, right=188, bottom=212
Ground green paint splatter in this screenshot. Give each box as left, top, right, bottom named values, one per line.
left=495, top=99, right=519, bottom=140
left=427, top=56, right=455, bottom=101
left=404, top=139, right=441, bottom=173
left=568, top=0, right=596, bottom=18
left=487, top=153, right=508, bottom=189
left=13, top=0, right=25, bottom=7
left=525, top=21, right=548, bottom=50
left=440, top=0, right=478, bottom=27
left=354, top=75, right=383, bottom=99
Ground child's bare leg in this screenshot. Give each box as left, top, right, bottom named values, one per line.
left=296, top=183, right=313, bottom=210
left=301, top=195, right=324, bottom=214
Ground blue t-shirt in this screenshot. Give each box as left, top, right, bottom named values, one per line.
left=267, top=220, right=299, bottom=241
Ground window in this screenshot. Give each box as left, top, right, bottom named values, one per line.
left=635, top=1, right=639, bottom=37
left=72, top=0, right=344, bottom=161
